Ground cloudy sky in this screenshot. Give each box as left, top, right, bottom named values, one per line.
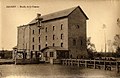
left=0, top=0, right=120, bottom=51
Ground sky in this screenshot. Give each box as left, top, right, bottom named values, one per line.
left=0, top=0, right=120, bottom=51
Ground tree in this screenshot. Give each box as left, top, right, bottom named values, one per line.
left=87, top=37, right=96, bottom=59
left=117, top=18, right=120, bottom=28
left=113, top=34, right=120, bottom=58
left=107, top=40, right=114, bottom=52
left=116, top=47, right=120, bottom=57
left=113, top=18, right=120, bottom=57
left=87, top=37, right=96, bottom=52
left=113, top=19, right=120, bottom=48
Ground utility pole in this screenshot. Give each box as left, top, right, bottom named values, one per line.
left=103, top=24, right=107, bottom=59
left=36, top=13, right=43, bottom=28
left=35, top=14, right=43, bottom=60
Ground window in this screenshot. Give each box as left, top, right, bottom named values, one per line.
left=32, top=45, right=34, bottom=50
left=39, top=45, right=41, bottom=51
left=53, top=35, right=55, bottom=40
left=61, top=43, right=63, bottom=47
left=77, top=25, right=80, bottom=28
left=39, top=37, right=40, bottom=43
left=45, top=36, right=47, bottom=41
left=50, top=52, right=54, bottom=57
left=39, top=29, right=40, bottom=34
left=73, top=39, right=76, bottom=46
left=32, top=30, right=34, bottom=34
left=53, top=26, right=55, bottom=31
left=45, top=44, right=47, bottom=47
left=81, top=40, right=83, bottom=46
left=26, top=43, right=27, bottom=49
left=61, top=34, right=63, bottom=39
left=53, top=43, right=55, bottom=47
left=61, top=24, right=63, bottom=30
left=45, top=52, right=47, bottom=57
left=32, top=37, right=34, bottom=42
left=79, top=37, right=83, bottom=46
left=45, top=27, right=47, bottom=32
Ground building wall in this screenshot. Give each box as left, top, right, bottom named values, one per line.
left=29, top=24, right=41, bottom=52
left=68, top=7, right=88, bottom=58
left=17, top=26, right=29, bottom=51
left=17, top=24, right=41, bottom=52
left=41, top=18, right=68, bottom=49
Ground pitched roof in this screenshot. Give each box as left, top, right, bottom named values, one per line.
left=41, top=46, right=69, bottom=52
left=13, top=46, right=17, bottom=49
left=29, top=6, right=88, bottom=25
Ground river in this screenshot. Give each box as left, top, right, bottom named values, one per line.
left=0, top=64, right=120, bottom=78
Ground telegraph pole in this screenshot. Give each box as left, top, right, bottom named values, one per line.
left=103, top=24, right=107, bottom=59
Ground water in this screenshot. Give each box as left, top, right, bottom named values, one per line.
left=0, top=64, right=120, bottom=78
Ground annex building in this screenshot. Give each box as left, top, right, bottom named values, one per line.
left=15, top=6, right=89, bottom=63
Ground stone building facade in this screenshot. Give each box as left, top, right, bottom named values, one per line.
left=17, top=6, right=88, bottom=59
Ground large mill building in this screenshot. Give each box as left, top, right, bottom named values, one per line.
left=15, top=6, right=89, bottom=63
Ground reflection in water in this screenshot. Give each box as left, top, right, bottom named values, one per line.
left=0, top=64, right=120, bottom=78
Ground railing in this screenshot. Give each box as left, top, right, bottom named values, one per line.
left=61, top=59, right=120, bottom=73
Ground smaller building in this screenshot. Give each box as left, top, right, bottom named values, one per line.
left=0, top=50, right=12, bottom=59
left=13, top=46, right=41, bottom=64
left=41, top=46, right=69, bottom=64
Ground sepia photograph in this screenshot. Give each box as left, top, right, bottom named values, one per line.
left=0, top=0, right=120, bottom=78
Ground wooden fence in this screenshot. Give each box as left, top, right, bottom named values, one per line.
left=61, top=59, right=120, bottom=73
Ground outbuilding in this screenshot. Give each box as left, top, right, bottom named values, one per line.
left=41, top=46, right=69, bottom=64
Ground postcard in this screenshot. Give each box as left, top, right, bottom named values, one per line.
left=0, top=0, right=120, bottom=78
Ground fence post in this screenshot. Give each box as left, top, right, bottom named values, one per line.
left=77, top=59, right=79, bottom=67
left=85, top=60, right=87, bottom=68
left=116, top=62, right=119, bottom=73
left=94, top=60, right=96, bottom=69
left=104, top=61, right=106, bottom=70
